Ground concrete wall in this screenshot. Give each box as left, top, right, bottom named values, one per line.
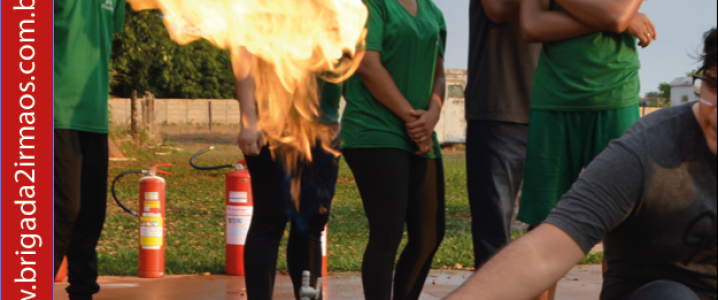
left=109, top=98, right=241, bottom=125
left=109, top=69, right=472, bottom=144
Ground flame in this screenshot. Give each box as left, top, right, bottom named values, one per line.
left=127, top=0, right=368, bottom=207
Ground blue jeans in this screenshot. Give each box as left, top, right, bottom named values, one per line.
left=466, top=121, right=528, bottom=268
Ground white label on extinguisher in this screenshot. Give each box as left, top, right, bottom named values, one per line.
left=140, top=216, right=163, bottom=247
left=229, top=191, right=248, bottom=203
left=145, top=192, right=159, bottom=200
left=226, top=206, right=253, bottom=245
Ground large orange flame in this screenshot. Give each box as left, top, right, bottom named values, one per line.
left=127, top=0, right=368, bottom=207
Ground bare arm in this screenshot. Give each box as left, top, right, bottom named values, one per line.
left=355, top=50, right=416, bottom=123
left=231, top=47, right=264, bottom=156
left=430, top=57, right=446, bottom=109
left=407, top=56, right=446, bottom=155
left=445, top=224, right=586, bottom=300
left=481, top=0, right=522, bottom=24
left=554, top=0, right=643, bottom=33
left=520, top=0, right=599, bottom=43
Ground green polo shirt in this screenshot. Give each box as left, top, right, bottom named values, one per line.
left=55, top=0, right=127, bottom=133
left=530, top=2, right=641, bottom=111
left=341, top=0, right=446, bottom=159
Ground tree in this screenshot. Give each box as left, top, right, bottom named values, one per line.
left=110, top=7, right=236, bottom=99
left=686, top=69, right=702, bottom=77
left=658, top=82, right=671, bottom=102
left=645, top=91, right=661, bottom=98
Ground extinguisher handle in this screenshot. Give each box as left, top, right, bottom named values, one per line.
left=155, top=169, right=173, bottom=176
left=111, top=170, right=144, bottom=217
left=149, top=163, right=173, bottom=176
left=190, top=146, right=235, bottom=170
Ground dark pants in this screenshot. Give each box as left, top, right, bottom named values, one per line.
left=624, top=281, right=701, bottom=300
left=54, top=129, right=109, bottom=300
left=466, top=121, right=528, bottom=268
left=344, top=148, right=446, bottom=300
left=244, top=145, right=338, bottom=300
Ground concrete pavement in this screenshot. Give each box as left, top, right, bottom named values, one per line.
left=54, top=265, right=602, bottom=300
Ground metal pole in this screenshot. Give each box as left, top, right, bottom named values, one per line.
left=208, top=101, right=213, bottom=131
left=131, top=90, right=139, bottom=144
left=148, top=92, right=155, bottom=138
left=143, top=91, right=150, bottom=130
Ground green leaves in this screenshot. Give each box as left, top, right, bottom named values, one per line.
left=110, top=6, right=236, bottom=99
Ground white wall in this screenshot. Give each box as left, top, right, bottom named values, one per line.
left=670, top=77, right=695, bottom=107
left=671, top=86, right=695, bottom=107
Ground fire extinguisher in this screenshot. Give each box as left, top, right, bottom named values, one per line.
left=322, top=225, right=328, bottom=284
left=55, top=256, right=68, bottom=282
left=191, top=146, right=254, bottom=276
left=112, top=163, right=172, bottom=278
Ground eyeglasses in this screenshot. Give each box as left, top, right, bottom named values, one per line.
left=693, top=70, right=717, bottom=107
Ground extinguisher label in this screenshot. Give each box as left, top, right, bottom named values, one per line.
left=144, top=200, right=160, bottom=212
left=145, top=192, right=159, bottom=200
left=140, top=216, right=164, bottom=247
left=226, top=206, right=253, bottom=216
left=229, top=191, right=249, bottom=203
left=226, top=206, right=253, bottom=245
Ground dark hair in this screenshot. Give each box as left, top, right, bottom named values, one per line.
left=703, top=28, right=717, bottom=69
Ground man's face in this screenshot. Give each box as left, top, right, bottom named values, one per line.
left=697, top=67, right=717, bottom=155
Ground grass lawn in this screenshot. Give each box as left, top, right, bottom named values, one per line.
left=98, top=124, right=602, bottom=276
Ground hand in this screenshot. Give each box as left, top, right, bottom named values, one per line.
left=626, top=13, right=657, bottom=48
left=415, top=138, right=435, bottom=156
left=237, top=125, right=265, bottom=156
left=406, top=109, right=440, bottom=146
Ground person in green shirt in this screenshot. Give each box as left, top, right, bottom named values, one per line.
left=54, top=1, right=126, bottom=299
left=233, top=47, right=342, bottom=300
left=516, top=0, right=657, bottom=299
left=340, top=0, right=447, bottom=298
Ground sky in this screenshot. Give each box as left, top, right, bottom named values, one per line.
left=433, top=0, right=718, bottom=96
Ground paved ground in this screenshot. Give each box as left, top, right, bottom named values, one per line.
left=54, top=265, right=602, bottom=300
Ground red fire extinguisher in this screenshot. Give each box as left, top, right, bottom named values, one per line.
left=112, top=163, right=173, bottom=278
left=322, top=225, right=328, bottom=281
left=191, top=146, right=254, bottom=276
left=224, top=160, right=254, bottom=275
left=55, top=256, right=68, bottom=282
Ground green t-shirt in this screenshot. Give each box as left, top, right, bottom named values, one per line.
left=54, top=0, right=127, bottom=133
left=341, top=0, right=447, bottom=159
left=530, top=2, right=641, bottom=112
left=319, top=80, right=342, bottom=124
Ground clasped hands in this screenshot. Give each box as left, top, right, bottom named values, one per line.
left=406, top=108, right=441, bottom=156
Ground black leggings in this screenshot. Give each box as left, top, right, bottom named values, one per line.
left=54, top=130, right=109, bottom=300
left=344, top=148, right=446, bottom=300
left=624, top=281, right=701, bottom=300
left=244, top=145, right=338, bottom=300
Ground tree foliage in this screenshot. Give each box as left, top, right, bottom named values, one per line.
left=658, top=82, right=672, bottom=101
left=110, top=6, right=236, bottom=99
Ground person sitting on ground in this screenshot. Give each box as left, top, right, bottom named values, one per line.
left=445, top=28, right=717, bottom=300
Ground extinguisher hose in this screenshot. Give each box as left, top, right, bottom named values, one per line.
left=190, top=146, right=234, bottom=170
left=111, top=170, right=144, bottom=217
